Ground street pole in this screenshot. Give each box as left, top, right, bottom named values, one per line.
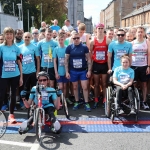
left=41, top=3, right=42, bottom=23
left=21, top=0, right=23, bottom=27
left=13, top=2, right=15, bottom=16
left=120, top=0, right=122, bottom=28
left=31, top=16, right=34, bottom=27
left=28, top=9, right=29, bottom=31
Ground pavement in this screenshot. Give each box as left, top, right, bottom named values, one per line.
left=0, top=101, right=150, bottom=150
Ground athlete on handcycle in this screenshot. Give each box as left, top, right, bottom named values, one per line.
left=18, top=71, right=61, bottom=134
left=113, top=55, right=135, bottom=115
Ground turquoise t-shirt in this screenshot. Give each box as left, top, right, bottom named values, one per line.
left=50, top=25, right=61, bottom=32
left=29, top=86, right=57, bottom=108
left=53, top=46, right=66, bottom=76
left=37, top=39, right=58, bottom=68
left=0, top=44, right=20, bottom=78
left=113, top=66, right=134, bottom=84
left=15, top=40, right=24, bottom=47
left=19, top=43, right=40, bottom=74
left=31, top=40, right=38, bottom=46
left=108, top=41, right=132, bottom=71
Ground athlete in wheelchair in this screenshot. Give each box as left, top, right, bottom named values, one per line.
left=105, top=55, right=140, bottom=122
left=18, top=71, right=61, bottom=135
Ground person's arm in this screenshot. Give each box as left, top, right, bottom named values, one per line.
left=90, top=40, right=94, bottom=59
left=85, top=53, right=92, bottom=78
left=129, top=43, right=133, bottom=66
left=125, top=79, right=133, bottom=87
left=17, top=58, right=23, bottom=87
left=146, top=40, right=150, bottom=74
left=22, top=98, right=33, bottom=108
left=107, top=52, right=112, bottom=73
left=36, top=56, right=40, bottom=77
left=113, top=77, right=124, bottom=87
left=54, top=58, right=60, bottom=79
left=65, top=54, right=70, bottom=79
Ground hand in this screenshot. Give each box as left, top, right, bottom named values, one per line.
left=19, top=78, right=23, bottom=87
left=121, top=84, right=128, bottom=90
left=55, top=73, right=60, bottom=80
left=107, top=69, right=112, bottom=74
left=66, top=72, right=70, bottom=79
left=146, top=67, right=150, bottom=75
left=20, top=90, right=27, bottom=98
left=86, top=71, right=91, bottom=78
left=36, top=72, right=39, bottom=79
left=56, top=89, right=62, bottom=97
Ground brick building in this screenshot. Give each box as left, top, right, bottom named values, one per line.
left=100, top=0, right=143, bottom=29
left=122, top=1, right=150, bottom=30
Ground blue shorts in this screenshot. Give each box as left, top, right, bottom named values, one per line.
left=70, top=70, right=88, bottom=82
left=57, top=76, right=69, bottom=83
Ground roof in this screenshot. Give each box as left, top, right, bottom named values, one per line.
left=122, top=4, right=150, bottom=19
left=101, top=0, right=114, bottom=11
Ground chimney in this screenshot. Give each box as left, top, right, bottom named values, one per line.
left=136, top=3, right=141, bottom=9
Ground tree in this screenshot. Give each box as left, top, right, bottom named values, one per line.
left=1, top=0, right=67, bottom=31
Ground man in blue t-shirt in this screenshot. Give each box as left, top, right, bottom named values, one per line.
left=31, top=29, right=39, bottom=46
left=50, top=19, right=61, bottom=32
left=37, top=28, right=58, bottom=87
left=108, top=28, right=132, bottom=74
left=65, top=32, right=92, bottom=112
left=14, top=29, right=24, bottom=46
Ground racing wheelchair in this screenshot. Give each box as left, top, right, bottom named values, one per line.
left=105, top=81, right=140, bottom=123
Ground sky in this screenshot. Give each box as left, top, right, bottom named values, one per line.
left=84, top=0, right=112, bottom=25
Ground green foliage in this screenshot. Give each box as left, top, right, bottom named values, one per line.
left=0, top=0, right=67, bottom=31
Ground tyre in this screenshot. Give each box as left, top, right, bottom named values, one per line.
left=105, top=87, right=112, bottom=118
left=134, top=88, right=140, bottom=111
left=35, top=108, right=43, bottom=142
left=61, top=93, right=69, bottom=119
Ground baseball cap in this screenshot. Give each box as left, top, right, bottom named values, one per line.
left=96, top=23, right=104, bottom=28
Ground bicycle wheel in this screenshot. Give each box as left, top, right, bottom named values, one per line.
left=35, top=108, right=43, bottom=142
left=61, top=93, right=69, bottom=119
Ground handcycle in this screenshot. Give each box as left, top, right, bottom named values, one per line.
left=105, top=81, right=140, bottom=123
left=19, top=83, right=69, bottom=142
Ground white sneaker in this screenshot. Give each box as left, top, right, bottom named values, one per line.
left=53, top=120, right=61, bottom=131
left=142, top=102, right=149, bottom=110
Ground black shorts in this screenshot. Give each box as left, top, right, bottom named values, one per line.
left=131, top=66, right=148, bottom=82
left=92, top=62, right=108, bottom=74
left=41, top=67, right=55, bottom=80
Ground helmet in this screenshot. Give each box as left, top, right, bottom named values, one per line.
left=37, top=71, right=49, bottom=80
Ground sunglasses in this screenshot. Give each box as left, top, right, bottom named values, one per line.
left=25, top=36, right=30, bottom=38
left=73, top=37, right=80, bottom=40
left=0, top=39, right=3, bottom=40
left=32, top=33, right=38, bottom=35
left=98, top=28, right=104, bottom=30
left=38, top=79, right=47, bottom=82
left=117, top=34, right=125, bottom=37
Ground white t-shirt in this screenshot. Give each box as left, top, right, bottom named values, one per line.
left=62, top=25, right=74, bottom=32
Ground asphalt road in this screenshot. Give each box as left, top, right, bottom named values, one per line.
left=0, top=102, right=150, bottom=150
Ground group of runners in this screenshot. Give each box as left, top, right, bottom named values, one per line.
left=0, top=18, right=150, bottom=130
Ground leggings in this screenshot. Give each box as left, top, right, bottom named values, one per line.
left=116, top=86, right=134, bottom=106
left=0, top=76, right=20, bottom=113
left=27, top=106, right=56, bottom=127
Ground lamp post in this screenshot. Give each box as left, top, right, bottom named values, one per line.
left=120, top=0, right=122, bottom=28
left=41, top=3, right=42, bottom=23
left=31, top=16, right=34, bottom=27
left=17, top=3, right=21, bottom=21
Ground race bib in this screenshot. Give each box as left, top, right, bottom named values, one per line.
left=4, top=60, right=16, bottom=72
left=43, top=54, right=52, bottom=62
left=133, top=55, right=146, bottom=63
left=59, top=57, right=65, bottom=66
left=41, top=91, right=48, bottom=100
left=73, top=59, right=82, bottom=68
left=120, top=75, right=130, bottom=84
left=116, top=50, right=126, bottom=59
left=23, top=54, right=33, bottom=64
left=96, top=51, right=105, bottom=60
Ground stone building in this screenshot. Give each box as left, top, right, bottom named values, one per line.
left=122, top=1, right=150, bottom=30
left=100, top=0, right=143, bottom=29
left=67, top=0, right=93, bottom=33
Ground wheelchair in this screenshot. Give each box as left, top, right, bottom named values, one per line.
left=105, top=81, right=140, bottom=123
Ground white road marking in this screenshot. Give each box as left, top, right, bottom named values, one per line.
left=0, top=140, right=40, bottom=150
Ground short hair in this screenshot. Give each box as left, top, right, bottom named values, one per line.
left=107, top=29, right=114, bottom=32
left=45, top=28, right=53, bottom=33
left=14, top=29, right=22, bottom=35
left=78, top=23, right=86, bottom=30
left=58, top=32, right=66, bottom=39
left=65, top=19, right=70, bottom=23
left=3, top=27, right=14, bottom=45
left=137, top=26, right=145, bottom=32
left=40, top=28, right=46, bottom=33
left=118, top=28, right=126, bottom=34
left=121, top=54, right=130, bottom=62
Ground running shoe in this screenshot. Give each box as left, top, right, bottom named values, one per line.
left=66, top=98, right=73, bottom=104
left=118, top=109, right=124, bottom=115
left=85, top=103, right=91, bottom=112
left=142, top=102, right=149, bottom=110
left=92, top=102, right=99, bottom=109
left=8, top=114, right=17, bottom=124
left=1, top=105, right=8, bottom=111
left=73, top=102, right=80, bottom=110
